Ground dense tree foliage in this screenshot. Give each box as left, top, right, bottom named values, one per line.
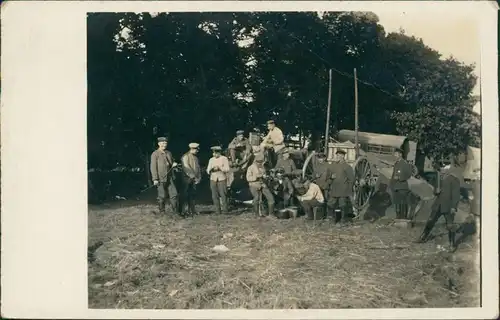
left=87, top=12, right=481, bottom=171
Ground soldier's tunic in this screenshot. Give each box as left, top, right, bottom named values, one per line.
left=314, top=162, right=333, bottom=198
left=261, top=127, right=285, bottom=164
left=390, top=158, right=412, bottom=218
left=150, top=148, right=179, bottom=213
left=327, top=160, right=355, bottom=206
left=418, top=166, right=463, bottom=248
left=228, top=137, right=252, bottom=163
left=274, top=157, right=297, bottom=198
left=247, top=163, right=275, bottom=216
left=181, top=152, right=201, bottom=214
left=206, top=155, right=231, bottom=214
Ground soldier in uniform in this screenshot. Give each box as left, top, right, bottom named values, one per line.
left=150, top=137, right=180, bottom=215
left=313, top=152, right=333, bottom=200
left=296, top=176, right=325, bottom=220
left=181, top=143, right=201, bottom=216
left=260, top=120, right=285, bottom=164
left=228, top=130, right=252, bottom=168
left=246, top=153, right=275, bottom=217
left=327, top=150, right=355, bottom=223
left=274, top=148, right=297, bottom=199
left=390, top=148, right=412, bottom=219
left=416, top=165, right=463, bottom=252
left=206, top=146, right=231, bottom=214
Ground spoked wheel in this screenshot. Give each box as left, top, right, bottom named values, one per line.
left=352, top=156, right=378, bottom=212
left=302, top=151, right=317, bottom=179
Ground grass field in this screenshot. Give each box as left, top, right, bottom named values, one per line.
left=88, top=202, right=480, bottom=309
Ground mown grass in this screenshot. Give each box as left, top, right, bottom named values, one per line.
left=88, top=203, right=479, bottom=309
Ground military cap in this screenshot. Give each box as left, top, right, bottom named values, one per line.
left=211, top=146, right=222, bottom=152
left=266, top=120, right=275, bottom=125
left=254, top=153, right=265, bottom=162
left=157, top=137, right=168, bottom=142
left=336, top=149, right=346, bottom=155
left=316, top=152, right=326, bottom=159
left=236, top=130, right=245, bottom=135
left=189, top=142, right=200, bottom=149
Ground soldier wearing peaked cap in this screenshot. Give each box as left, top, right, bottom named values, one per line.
left=261, top=120, right=285, bottom=165
left=390, top=148, right=412, bottom=220
left=246, top=153, right=275, bottom=217
left=228, top=129, right=252, bottom=168
left=150, top=136, right=181, bottom=216
left=207, top=146, right=231, bottom=214
left=327, top=149, right=355, bottom=223
left=313, top=152, right=333, bottom=205
left=416, top=165, right=463, bottom=252
left=180, top=142, right=201, bottom=216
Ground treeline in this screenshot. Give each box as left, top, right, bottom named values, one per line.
left=87, top=11, right=481, bottom=170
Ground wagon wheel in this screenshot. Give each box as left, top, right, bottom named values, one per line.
left=352, top=156, right=377, bottom=212
left=301, top=151, right=317, bottom=179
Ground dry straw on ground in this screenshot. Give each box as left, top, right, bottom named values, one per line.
left=88, top=204, right=479, bottom=309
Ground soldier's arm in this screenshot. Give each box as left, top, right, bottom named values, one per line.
left=246, top=166, right=256, bottom=182
left=274, top=128, right=284, bottom=145
left=228, top=138, right=236, bottom=149
left=345, top=164, right=355, bottom=184
left=150, top=152, right=159, bottom=181
left=182, top=155, right=195, bottom=179
left=220, top=157, right=230, bottom=173
left=399, top=162, right=412, bottom=181
left=450, top=176, right=461, bottom=210
left=290, top=159, right=297, bottom=171
left=206, top=158, right=213, bottom=175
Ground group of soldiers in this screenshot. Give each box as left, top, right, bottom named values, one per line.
left=150, top=120, right=466, bottom=252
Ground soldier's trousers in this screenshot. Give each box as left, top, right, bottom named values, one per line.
left=327, top=197, right=349, bottom=222
left=250, top=185, right=275, bottom=216
left=421, top=206, right=457, bottom=245
left=300, top=199, right=324, bottom=220
left=392, top=189, right=411, bottom=219
left=181, top=177, right=197, bottom=214
left=157, top=180, right=179, bottom=213
left=210, top=180, right=228, bottom=214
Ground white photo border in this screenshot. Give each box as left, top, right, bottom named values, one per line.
left=1, top=1, right=498, bottom=319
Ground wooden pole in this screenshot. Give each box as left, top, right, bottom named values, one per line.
left=354, top=68, right=359, bottom=158
left=325, top=69, right=333, bottom=155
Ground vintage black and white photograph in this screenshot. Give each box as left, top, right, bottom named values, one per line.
left=85, top=9, right=485, bottom=310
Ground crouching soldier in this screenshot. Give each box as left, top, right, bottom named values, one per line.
left=416, top=165, right=463, bottom=252
left=390, top=148, right=412, bottom=219
left=246, top=153, right=275, bottom=217
left=207, top=146, right=230, bottom=214
left=150, top=137, right=180, bottom=216
left=327, top=149, right=355, bottom=223
left=296, top=177, right=325, bottom=220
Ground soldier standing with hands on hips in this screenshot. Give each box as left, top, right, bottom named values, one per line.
left=150, top=137, right=180, bottom=216
left=181, top=143, right=202, bottom=217
left=206, top=146, right=231, bottom=214
left=390, top=148, right=412, bottom=219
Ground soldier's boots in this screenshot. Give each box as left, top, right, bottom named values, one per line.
left=448, top=231, right=456, bottom=252
left=268, top=202, right=275, bottom=217
left=154, top=199, right=166, bottom=215
left=415, top=223, right=432, bottom=243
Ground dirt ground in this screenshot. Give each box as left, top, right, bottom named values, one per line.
left=88, top=194, right=480, bottom=309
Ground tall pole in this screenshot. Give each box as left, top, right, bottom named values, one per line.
left=354, top=68, right=359, bottom=158
left=324, top=69, right=333, bottom=155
